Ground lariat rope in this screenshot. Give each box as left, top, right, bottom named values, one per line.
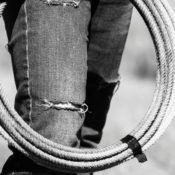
left=0, top=0, right=175, bottom=173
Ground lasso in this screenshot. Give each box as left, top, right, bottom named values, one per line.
left=0, top=0, right=175, bottom=173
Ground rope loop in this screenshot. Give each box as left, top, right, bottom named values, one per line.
left=0, top=0, right=175, bottom=173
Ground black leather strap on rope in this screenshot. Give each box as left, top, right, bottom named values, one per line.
left=121, top=135, right=147, bottom=163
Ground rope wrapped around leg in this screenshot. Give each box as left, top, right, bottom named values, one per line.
left=0, top=0, right=175, bottom=173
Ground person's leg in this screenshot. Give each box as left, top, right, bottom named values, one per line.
left=81, top=0, right=133, bottom=148
left=1, top=0, right=91, bottom=174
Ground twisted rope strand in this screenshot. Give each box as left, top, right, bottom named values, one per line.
left=0, top=0, right=175, bottom=173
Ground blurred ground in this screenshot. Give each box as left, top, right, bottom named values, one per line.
left=0, top=1, right=175, bottom=175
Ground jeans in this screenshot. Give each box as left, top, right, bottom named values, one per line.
left=1, top=0, right=133, bottom=174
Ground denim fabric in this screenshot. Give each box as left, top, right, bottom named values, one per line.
left=81, top=0, right=133, bottom=148
left=3, top=0, right=91, bottom=147
left=88, top=0, right=133, bottom=83
left=2, top=0, right=132, bottom=174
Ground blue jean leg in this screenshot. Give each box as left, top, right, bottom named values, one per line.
left=88, top=0, right=133, bottom=83
left=81, top=0, right=133, bottom=148
left=2, top=0, right=91, bottom=174
left=3, top=0, right=91, bottom=146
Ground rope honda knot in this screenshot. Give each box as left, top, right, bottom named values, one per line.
left=0, top=0, right=175, bottom=173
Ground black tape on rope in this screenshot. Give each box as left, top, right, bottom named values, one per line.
left=121, top=135, right=147, bottom=163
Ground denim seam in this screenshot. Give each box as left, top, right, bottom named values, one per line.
left=24, top=1, right=32, bottom=125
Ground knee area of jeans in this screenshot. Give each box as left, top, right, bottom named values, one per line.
left=28, top=99, right=88, bottom=144
left=29, top=109, right=86, bottom=146
left=33, top=99, right=88, bottom=115
left=29, top=98, right=88, bottom=130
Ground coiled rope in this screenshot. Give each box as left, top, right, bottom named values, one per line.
left=0, top=0, right=175, bottom=173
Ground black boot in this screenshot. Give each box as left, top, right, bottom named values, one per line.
left=80, top=71, right=120, bottom=148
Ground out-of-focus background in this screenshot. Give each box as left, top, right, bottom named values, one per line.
left=0, top=1, right=175, bottom=174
